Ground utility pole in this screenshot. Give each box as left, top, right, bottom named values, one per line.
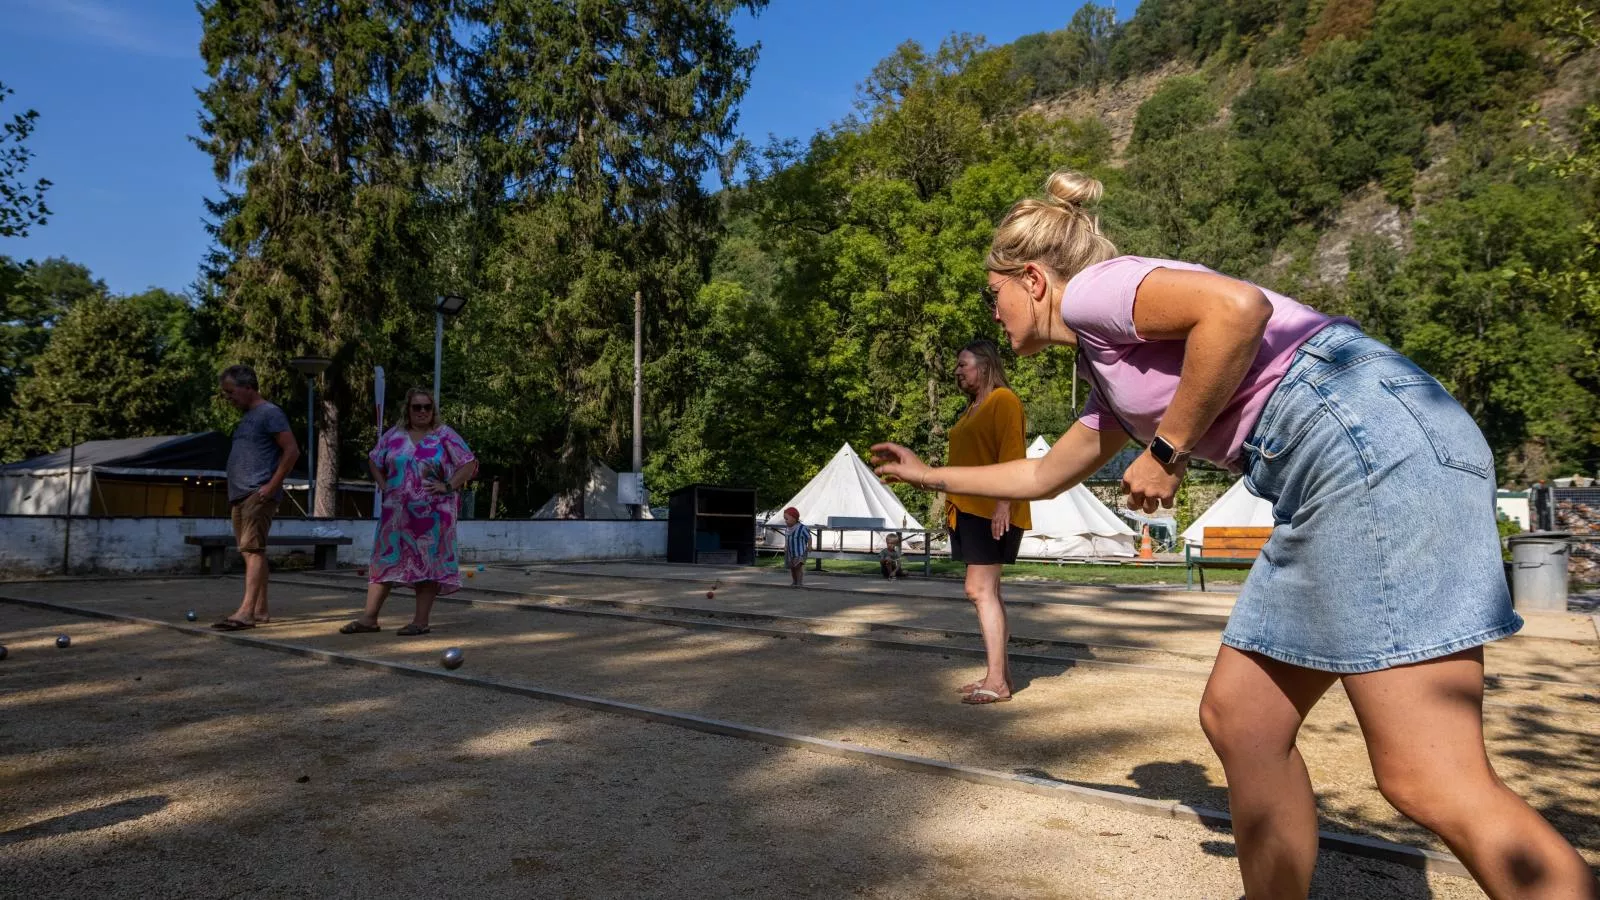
left=630, top=290, right=643, bottom=520
left=61, top=402, right=92, bottom=574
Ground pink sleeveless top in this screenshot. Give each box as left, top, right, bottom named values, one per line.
left=1064, top=255, right=1340, bottom=471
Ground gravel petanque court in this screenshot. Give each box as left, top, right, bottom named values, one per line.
left=1, top=563, right=1595, bottom=898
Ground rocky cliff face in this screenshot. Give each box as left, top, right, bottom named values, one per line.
left=1026, top=47, right=1597, bottom=286
left=1026, top=61, right=1197, bottom=160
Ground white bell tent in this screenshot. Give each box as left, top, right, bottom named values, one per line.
left=760, top=443, right=925, bottom=551
left=1018, top=436, right=1138, bottom=558
left=1181, top=478, right=1275, bottom=548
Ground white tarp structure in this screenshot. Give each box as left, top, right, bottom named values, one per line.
left=1, top=470, right=87, bottom=516
left=0, top=432, right=339, bottom=517
left=1118, top=507, right=1180, bottom=550
left=760, top=443, right=925, bottom=551
left=1495, top=490, right=1530, bottom=530
left=1181, top=478, right=1275, bottom=548
left=534, top=460, right=653, bottom=520
left=1018, top=436, right=1138, bottom=558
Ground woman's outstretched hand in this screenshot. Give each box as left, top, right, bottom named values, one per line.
left=871, top=443, right=932, bottom=489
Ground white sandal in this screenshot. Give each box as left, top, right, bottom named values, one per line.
left=962, top=688, right=1012, bottom=705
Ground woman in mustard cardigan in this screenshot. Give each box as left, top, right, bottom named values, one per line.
left=945, top=338, right=1031, bottom=704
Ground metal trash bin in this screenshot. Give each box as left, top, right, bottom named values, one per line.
left=1505, top=532, right=1571, bottom=613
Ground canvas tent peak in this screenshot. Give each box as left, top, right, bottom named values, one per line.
left=534, top=459, right=655, bottom=520
left=760, top=442, right=925, bottom=552
left=1018, top=436, right=1137, bottom=559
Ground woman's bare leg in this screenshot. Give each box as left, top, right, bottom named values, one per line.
left=411, top=581, right=439, bottom=628
left=963, top=563, right=1010, bottom=695
left=1200, top=647, right=1338, bottom=898
left=1343, top=648, right=1597, bottom=899
left=355, top=582, right=391, bottom=626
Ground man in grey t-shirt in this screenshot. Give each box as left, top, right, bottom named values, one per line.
left=215, top=364, right=300, bottom=630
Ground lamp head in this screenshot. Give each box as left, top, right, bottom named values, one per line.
left=288, top=356, right=333, bottom=377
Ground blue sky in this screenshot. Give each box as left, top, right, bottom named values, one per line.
left=1, top=0, right=1139, bottom=297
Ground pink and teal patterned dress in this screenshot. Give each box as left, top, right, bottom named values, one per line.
left=368, top=425, right=476, bottom=592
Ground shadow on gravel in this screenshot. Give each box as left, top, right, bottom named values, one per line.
left=0, top=795, right=171, bottom=847
left=1014, top=759, right=1447, bottom=900
left=1125, top=763, right=1444, bottom=900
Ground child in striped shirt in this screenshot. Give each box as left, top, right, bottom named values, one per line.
left=782, top=506, right=810, bottom=587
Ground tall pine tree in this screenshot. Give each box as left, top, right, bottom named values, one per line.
left=454, top=0, right=766, bottom=503
left=196, top=0, right=452, bottom=513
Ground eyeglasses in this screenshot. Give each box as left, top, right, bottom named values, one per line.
left=410, top=403, right=434, bottom=412
left=982, top=274, right=1019, bottom=312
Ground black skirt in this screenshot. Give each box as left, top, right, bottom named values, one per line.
left=949, top=510, right=1023, bottom=565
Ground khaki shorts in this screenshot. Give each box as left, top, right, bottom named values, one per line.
left=231, top=492, right=280, bottom=553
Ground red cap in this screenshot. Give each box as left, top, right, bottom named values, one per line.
left=784, top=507, right=800, bottom=519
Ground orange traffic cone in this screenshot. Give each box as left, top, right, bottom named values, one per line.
left=1139, top=525, right=1154, bottom=560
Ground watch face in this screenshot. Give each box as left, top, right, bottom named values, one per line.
left=1151, top=437, right=1175, bottom=464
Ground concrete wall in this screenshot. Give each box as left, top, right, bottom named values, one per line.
left=0, top=515, right=667, bottom=576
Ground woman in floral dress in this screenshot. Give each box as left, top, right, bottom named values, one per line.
left=340, top=387, right=478, bottom=636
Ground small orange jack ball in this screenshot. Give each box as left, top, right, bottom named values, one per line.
left=706, top=591, right=715, bottom=599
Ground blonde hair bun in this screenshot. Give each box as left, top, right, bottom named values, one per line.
left=985, top=170, right=1118, bottom=278
left=1045, top=170, right=1102, bottom=209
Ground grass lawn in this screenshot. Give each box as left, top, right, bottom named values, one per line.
left=754, top=554, right=1245, bottom=587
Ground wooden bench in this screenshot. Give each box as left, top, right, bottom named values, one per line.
left=1185, top=526, right=1272, bottom=591
left=185, top=534, right=354, bottom=575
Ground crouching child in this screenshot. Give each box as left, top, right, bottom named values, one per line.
left=880, top=533, right=907, bottom=579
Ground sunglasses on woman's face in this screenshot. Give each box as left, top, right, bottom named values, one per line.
left=410, top=403, right=433, bottom=412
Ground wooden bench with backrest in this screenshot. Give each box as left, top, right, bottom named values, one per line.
left=1185, top=526, right=1273, bottom=591
left=184, top=534, right=354, bottom=575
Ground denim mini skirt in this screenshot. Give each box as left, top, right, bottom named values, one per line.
left=1222, top=322, right=1523, bottom=673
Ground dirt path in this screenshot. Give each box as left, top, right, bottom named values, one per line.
left=0, top=604, right=1488, bottom=899
left=4, top=570, right=1595, bottom=872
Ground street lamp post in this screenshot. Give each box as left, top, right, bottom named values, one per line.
left=433, top=294, right=468, bottom=406
left=289, top=356, right=333, bottom=517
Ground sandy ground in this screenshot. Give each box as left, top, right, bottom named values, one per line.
left=533, top=561, right=1599, bottom=642
left=1, top=563, right=1596, bottom=898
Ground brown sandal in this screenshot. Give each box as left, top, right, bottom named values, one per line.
left=339, top=620, right=380, bottom=634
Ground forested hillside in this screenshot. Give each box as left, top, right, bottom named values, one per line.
left=661, top=0, right=1600, bottom=513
